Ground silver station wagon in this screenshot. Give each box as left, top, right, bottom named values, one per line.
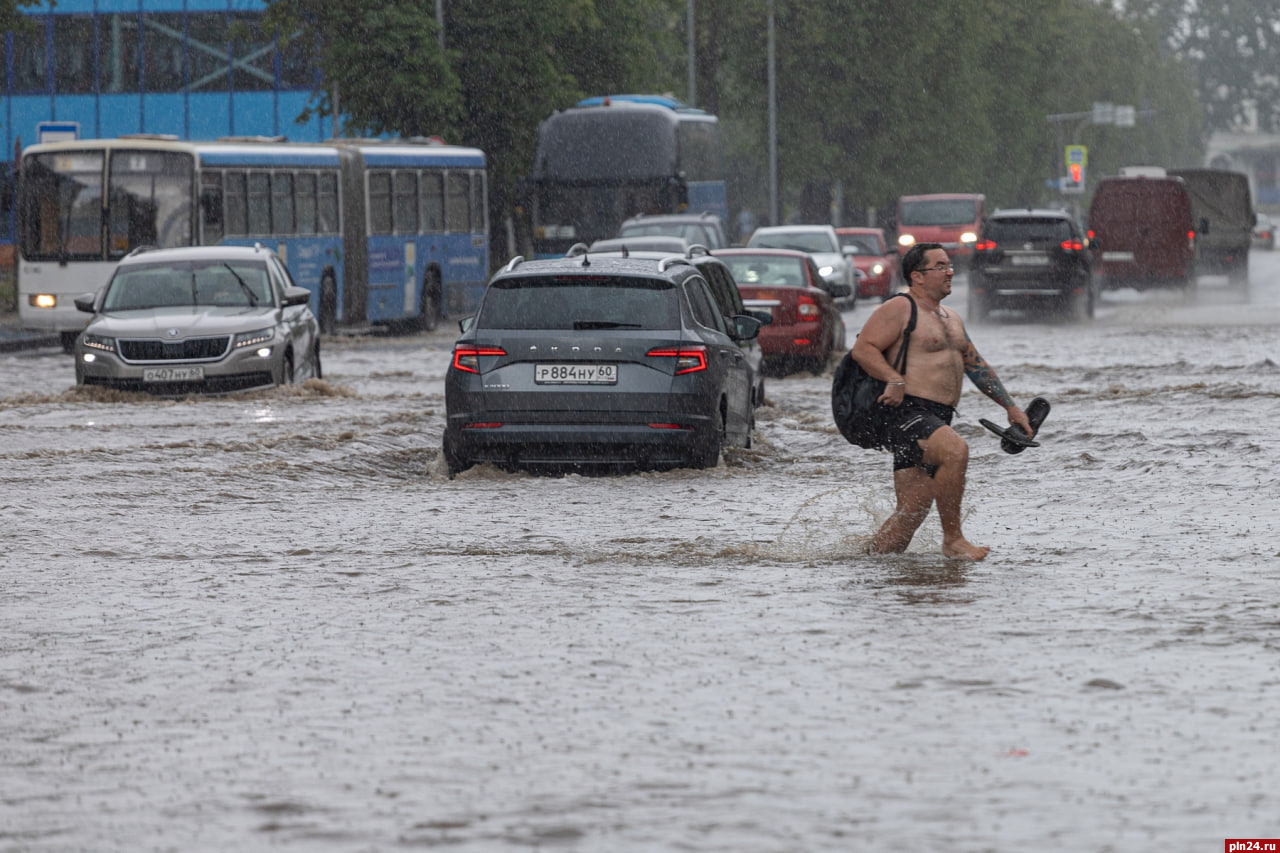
left=73, top=244, right=321, bottom=394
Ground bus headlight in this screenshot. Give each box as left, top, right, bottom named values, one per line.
left=898, top=234, right=915, bottom=248
left=961, top=231, right=978, bottom=244
left=30, top=294, right=57, bottom=309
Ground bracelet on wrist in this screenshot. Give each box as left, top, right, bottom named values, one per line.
left=886, top=381, right=905, bottom=386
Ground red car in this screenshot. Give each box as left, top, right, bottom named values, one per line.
left=717, top=248, right=847, bottom=375
left=835, top=226, right=901, bottom=301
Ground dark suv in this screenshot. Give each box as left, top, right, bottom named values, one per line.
left=443, top=254, right=762, bottom=475
left=969, top=208, right=1095, bottom=322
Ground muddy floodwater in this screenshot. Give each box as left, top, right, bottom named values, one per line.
left=3, top=255, right=1280, bottom=852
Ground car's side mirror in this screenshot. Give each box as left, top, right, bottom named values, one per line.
left=732, top=314, right=762, bottom=341
left=282, top=286, right=312, bottom=307
left=74, top=293, right=97, bottom=313
left=749, top=309, right=773, bottom=327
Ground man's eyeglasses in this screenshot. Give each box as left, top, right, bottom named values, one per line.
left=918, top=264, right=955, bottom=273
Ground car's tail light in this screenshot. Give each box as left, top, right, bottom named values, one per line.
left=452, top=345, right=506, bottom=373
left=647, top=345, right=707, bottom=374
left=797, top=294, right=820, bottom=323
left=974, top=239, right=997, bottom=251
left=1060, top=239, right=1084, bottom=251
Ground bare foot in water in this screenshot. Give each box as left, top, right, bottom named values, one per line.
left=942, top=538, right=990, bottom=561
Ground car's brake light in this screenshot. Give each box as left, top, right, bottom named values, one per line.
left=1060, top=239, right=1084, bottom=251
left=974, top=239, right=997, bottom=251
left=647, top=345, right=707, bottom=374
left=452, top=345, right=506, bottom=373
left=797, top=293, right=820, bottom=322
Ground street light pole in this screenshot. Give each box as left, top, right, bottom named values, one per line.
left=687, top=0, right=696, bottom=108
left=767, top=0, right=777, bottom=226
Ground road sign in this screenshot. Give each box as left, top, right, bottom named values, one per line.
left=37, top=121, right=80, bottom=144
left=1063, top=144, right=1087, bottom=194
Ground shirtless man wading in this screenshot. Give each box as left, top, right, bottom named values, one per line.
left=850, top=242, right=1032, bottom=560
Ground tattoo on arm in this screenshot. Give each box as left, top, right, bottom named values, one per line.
left=962, top=333, right=1015, bottom=408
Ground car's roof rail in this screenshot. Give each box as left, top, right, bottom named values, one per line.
left=685, top=244, right=711, bottom=258
left=565, top=243, right=589, bottom=258
left=658, top=256, right=693, bottom=272
left=124, top=245, right=160, bottom=258
left=503, top=256, right=525, bottom=272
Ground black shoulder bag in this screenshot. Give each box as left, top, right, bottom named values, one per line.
left=831, top=293, right=918, bottom=450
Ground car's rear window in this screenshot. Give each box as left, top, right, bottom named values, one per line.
left=721, top=255, right=808, bottom=287
left=477, top=276, right=679, bottom=330
left=985, top=218, right=1073, bottom=243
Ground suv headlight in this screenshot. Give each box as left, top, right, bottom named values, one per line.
left=82, top=333, right=116, bottom=353
left=233, top=328, right=275, bottom=349
left=818, top=265, right=835, bottom=278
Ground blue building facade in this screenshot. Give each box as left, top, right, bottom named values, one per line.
left=2, top=0, right=331, bottom=245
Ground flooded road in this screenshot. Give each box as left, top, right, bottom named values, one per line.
left=3, top=253, right=1279, bottom=851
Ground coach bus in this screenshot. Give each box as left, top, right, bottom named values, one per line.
left=522, top=94, right=727, bottom=258
left=16, top=135, right=488, bottom=349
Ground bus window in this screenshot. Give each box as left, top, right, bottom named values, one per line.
left=296, top=172, right=317, bottom=235
left=368, top=171, right=393, bottom=235
left=394, top=171, right=418, bottom=234
left=469, top=170, right=486, bottom=234
left=106, top=149, right=193, bottom=255
left=318, top=172, right=339, bottom=234
left=271, top=172, right=294, bottom=234
left=224, top=171, right=247, bottom=236
left=446, top=171, right=470, bottom=233
left=246, top=171, right=270, bottom=235
left=200, top=172, right=224, bottom=244
left=18, top=151, right=105, bottom=259
left=420, top=171, right=444, bottom=232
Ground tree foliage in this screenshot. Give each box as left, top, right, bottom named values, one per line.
left=1116, top=0, right=1280, bottom=134
left=262, top=0, right=1207, bottom=241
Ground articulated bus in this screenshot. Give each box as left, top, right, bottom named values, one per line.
left=17, top=135, right=488, bottom=349
left=523, top=95, right=727, bottom=258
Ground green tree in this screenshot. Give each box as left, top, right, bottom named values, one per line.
left=261, top=0, right=464, bottom=138
left=1120, top=0, right=1280, bottom=133
left=0, top=0, right=38, bottom=36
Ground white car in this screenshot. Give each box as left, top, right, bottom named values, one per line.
left=746, top=225, right=856, bottom=303
left=73, top=244, right=321, bottom=394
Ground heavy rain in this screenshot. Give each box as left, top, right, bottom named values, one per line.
left=3, top=256, right=1279, bottom=850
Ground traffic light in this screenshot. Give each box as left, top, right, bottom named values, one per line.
left=1069, top=162, right=1083, bottom=185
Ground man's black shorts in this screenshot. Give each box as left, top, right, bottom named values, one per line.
left=881, top=395, right=955, bottom=475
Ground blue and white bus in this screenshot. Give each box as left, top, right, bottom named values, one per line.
left=523, top=94, right=727, bottom=258
left=16, top=135, right=488, bottom=348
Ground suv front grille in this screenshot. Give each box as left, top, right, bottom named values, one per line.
left=118, top=336, right=232, bottom=362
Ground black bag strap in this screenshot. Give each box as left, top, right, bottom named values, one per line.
left=889, top=293, right=917, bottom=375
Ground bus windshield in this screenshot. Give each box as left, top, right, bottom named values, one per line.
left=19, top=148, right=193, bottom=262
